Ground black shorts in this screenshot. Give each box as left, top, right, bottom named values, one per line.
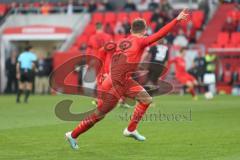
left=20, top=69, right=34, bottom=83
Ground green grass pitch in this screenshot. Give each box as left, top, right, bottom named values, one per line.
left=0, top=95, right=240, bottom=160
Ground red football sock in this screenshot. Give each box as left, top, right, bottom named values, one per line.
left=188, top=87, right=196, bottom=97
left=127, top=103, right=150, bottom=132
left=71, top=113, right=102, bottom=139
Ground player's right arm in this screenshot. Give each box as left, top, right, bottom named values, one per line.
left=142, top=9, right=189, bottom=46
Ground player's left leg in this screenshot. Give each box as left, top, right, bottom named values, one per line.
left=123, top=79, right=152, bottom=141
left=66, top=77, right=120, bottom=149
left=24, top=82, right=32, bottom=103
left=16, top=82, right=24, bottom=103
left=186, top=81, right=198, bottom=100
left=182, top=73, right=198, bottom=100
left=16, top=72, right=26, bottom=103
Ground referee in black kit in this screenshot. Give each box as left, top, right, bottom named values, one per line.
left=147, top=39, right=169, bottom=85
left=16, top=46, right=37, bottom=103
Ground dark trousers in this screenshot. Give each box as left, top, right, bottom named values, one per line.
left=5, top=75, right=18, bottom=93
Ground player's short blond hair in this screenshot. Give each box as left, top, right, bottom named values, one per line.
left=131, top=18, right=147, bottom=34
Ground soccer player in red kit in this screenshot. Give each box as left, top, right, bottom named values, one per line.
left=168, top=48, right=198, bottom=99
left=65, top=9, right=189, bottom=150
left=86, top=22, right=112, bottom=103
left=87, top=22, right=112, bottom=56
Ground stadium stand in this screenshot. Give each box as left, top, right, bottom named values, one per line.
left=0, top=0, right=240, bottom=95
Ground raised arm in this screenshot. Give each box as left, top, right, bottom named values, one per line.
left=142, top=9, right=189, bottom=46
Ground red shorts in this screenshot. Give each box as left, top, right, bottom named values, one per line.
left=100, top=75, right=144, bottom=98
left=176, top=72, right=196, bottom=84
left=97, top=75, right=145, bottom=113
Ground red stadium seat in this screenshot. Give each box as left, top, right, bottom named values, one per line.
left=216, top=32, right=230, bottom=45
left=117, top=12, right=129, bottom=22
left=92, top=12, right=104, bottom=24
left=141, top=11, right=152, bottom=25
left=210, top=43, right=223, bottom=48
left=224, top=43, right=237, bottom=48
left=68, top=46, right=79, bottom=52
left=104, top=12, right=116, bottom=24
left=83, top=24, right=96, bottom=35
left=230, top=32, right=240, bottom=45
left=33, top=2, right=41, bottom=7
left=129, top=11, right=141, bottom=22
left=75, top=35, right=89, bottom=46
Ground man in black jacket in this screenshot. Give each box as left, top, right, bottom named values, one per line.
left=5, top=52, right=18, bottom=93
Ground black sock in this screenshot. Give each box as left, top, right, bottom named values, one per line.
left=17, top=89, right=23, bottom=102
left=24, top=90, right=31, bottom=103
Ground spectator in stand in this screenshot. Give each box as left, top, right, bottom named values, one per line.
left=124, top=0, right=137, bottom=11
left=199, top=0, right=210, bottom=22
left=151, top=8, right=169, bottom=23
left=67, top=0, right=74, bottom=15
left=10, top=2, right=18, bottom=14
left=204, top=52, right=217, bottom=94
left=114, top=21, right=125, bottom=34
left=5, top=51, right=18, bottom=94
left=137, top=0, right=151, bottom=11
left=17, top=3, right=25, bottom=14
left=104, top=23, right=114, bottom=35
left=192, top=54, right=206, bottom=83
left=103, top=0, right=114, bottom=11
left=28, top=3, right=38, bottom=14
left=148, top=0, right=159, bottom=11
left=75, top=0, right=87, bottom=13
left=222, top=17, right=237, bottom=33
left=41, top=2, right=51, bottom=15
left=160, top=0, right=172, bottom=13
left=151, top=8, right=161, bottom=23
left=173, top=29, right=189, bottom=47
left=154, top=17, right=165, bottom=33
left=97, top=2, right=106, bottom=12
left=147, top=26, right=153, bottom=35
left=88, top=0, right=97, bottom=12
left=122, top=18, right=131, bottom=35
left=186, top=20, right=196, bottom=43
left=165, top=32, right=175, bottom=44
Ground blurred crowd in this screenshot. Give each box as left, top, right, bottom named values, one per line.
left=222, top=5, right=240, bottom=33
left=2, top=0, right=240, bottom=95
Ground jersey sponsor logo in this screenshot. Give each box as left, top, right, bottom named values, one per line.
left=119, top=40, right=132, bottom=51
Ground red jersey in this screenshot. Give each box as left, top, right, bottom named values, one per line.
left=87, top=32, right=112, bottom=57
left=86, top=31, right=112, bottom=83
left=169, top=56, right=186, bottom=76
left=168, top=56, right=196, bottom=84
left=98, top=48, right=114, bottom=74
left=110, top=18, right=178, bottom=82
